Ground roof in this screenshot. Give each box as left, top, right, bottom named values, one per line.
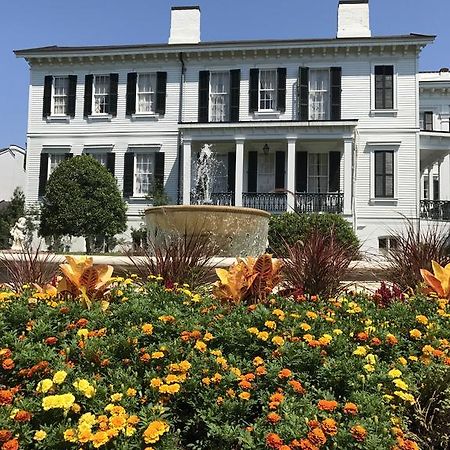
left=14, top=33, right=435, bottom=58
left=0, top=145, right=26, bottom=156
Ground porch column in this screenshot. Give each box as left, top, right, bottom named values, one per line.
left=235, top=138, right=245, bottom=206
left=428, top=166, right=434, bottom=201
left=286, top=138, right=296, bottom=211
left=182, top=138, right=192, bottom=205
left=343, top=138, right=353, bottom=215
left=439, top=154, right=450, bottom=201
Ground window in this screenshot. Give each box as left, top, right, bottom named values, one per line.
left=374, top=151, right=394, bottom=198
left=90, top=153, right=107, bottom=166
left=134, top=154, right=154, bottom=196
left=379, top=236, right=399, bottom=255
left=423, top=111, right=433, bottom=131
left=259, top=70, right=277, bottom=111
left=210, top=72, right=230, bottom=122
left=93, top=75, right=110, bottom=114
left=374, top=65, right=394, bottom=110
left=308, top=153, right=328, bottom=193
left=309, top=69, right=330, bottom=120
left=49, top=154, right=66, bottom=177
left=52, top=77, right=69, bottom=115
left=424, top=177, right=429, bottom=200
left=137, top=73, right=156, bottom=113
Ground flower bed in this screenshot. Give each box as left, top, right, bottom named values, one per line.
left=0, top=277, right=450, bottom=449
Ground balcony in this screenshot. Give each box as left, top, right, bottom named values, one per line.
left=420, top=200, right=450, bottom=221
left=243, top=193, right=287, bottom=213
left=295, top=193, right=344, bottom=214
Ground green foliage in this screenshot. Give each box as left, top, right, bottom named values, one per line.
left=147, top=182, right=170, bottom=207
left=0, top=187, right=29, bottom=249
left=39, top=155, right=127, bottom=252
left=268, top=212, right=359, bottom=255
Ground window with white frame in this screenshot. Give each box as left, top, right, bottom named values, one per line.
left=308, top=153, right=329, bottom=193
left=136, top=73, right=156, bottom=113
left=93, top=75, right=110, bottom=114
left=210, top=72, right=230, bottom=122
left=134, top=154, right=154, bottom=196
left=374, top=151, right=394, bottom=198
left=259, top=69, right=277, bottom=111
left=52, top=76, right=69, bottom=115
left=309, top=69, right=330, bottom=120
left=48, top=154, right=66, bottom=177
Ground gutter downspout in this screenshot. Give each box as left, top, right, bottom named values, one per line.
left=177, top=51, right=186, bottom=204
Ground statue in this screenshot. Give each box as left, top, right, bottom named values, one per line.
left=194, top=144, right=215, bottom=204
left=10, top=217, right=27, bottom=251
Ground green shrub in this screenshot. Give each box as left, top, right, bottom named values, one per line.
left=268, top=212, right=359, bottom=254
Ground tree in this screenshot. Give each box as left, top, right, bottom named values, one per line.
left=39, top=155, right=127, bottom=253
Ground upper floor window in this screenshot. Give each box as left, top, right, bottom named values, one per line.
left=374, top=65, right=394, bottom=110
left=93, top=75, right=110, bottom=114
left=137, top=73, right=156, bottom=113
left=126, top=72, right=167, bottom=117
left=309, top=69, right=330, bottom=120
left=210, top=71, right=230, bottom=122
left=84, top=73, right=118, bottom=118
left=43, top=75, right=77, bottom=118
left=374, top=150, right=394, bottom=198
left=259, top=70, right=277, bottom=111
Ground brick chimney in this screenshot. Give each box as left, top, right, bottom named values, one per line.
left=337, top=0, right=371, bottom=38
left=169, top=6, right=201, bottom=44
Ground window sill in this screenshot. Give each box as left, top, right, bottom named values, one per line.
left=369, top=109, right=398, bottom=117
left=46, top=115, right=70, bottom=123
left=131, top=113, right=160, bottom=121
left=253, top=111, right=281, bottom=119
left=87, top=114, right=113, bottom=122
left=369, top=197, right=398, bottom=205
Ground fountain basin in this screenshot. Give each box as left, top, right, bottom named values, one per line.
left=144, top=205, right=270, bottom=257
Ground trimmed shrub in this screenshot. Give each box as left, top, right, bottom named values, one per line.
left=268, top=212, right=359, bottom=254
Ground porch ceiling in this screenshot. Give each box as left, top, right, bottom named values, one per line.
left=420, top=131, right=450, bottom=151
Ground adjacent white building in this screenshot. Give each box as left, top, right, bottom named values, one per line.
left=14, top=0, right=450, bottom=253
left=0, top=145, right=26, bottom=201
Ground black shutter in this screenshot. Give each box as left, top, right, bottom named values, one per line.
left=123, top=153, right=134, bottom=197
left=330, top=67, right=342, bottom=121
left=156, top=72, right=167, bottom=115
left=84, top=75, right=93, bottom=117
left=67, top=75, right=77, bottom=117
left=249, top=68, right=259, bottom=113
left=228, top=152, right=236, bottom=192
left=230, top=69, right=240, bottom=122
left=248, top=151, right=258, bottom=193
left=126, top=72, right=137, bottom=116
left=43, top=76, right=53, bottom=118
left=275, top=151, right=285, bottom=190
left=38, top=153, right=49, bottom=197
left=277, top=68, right=287, bottom=113
left=295, top=151, right=308, bottom=192
left=65, top=153, right=73, bottom=160
left=298, top=67, right=309, bottom=121
left=198, top=70, right=210, bottom=123
left=109, top=73, right=119, bottom=116
left=106, top=153, right=116, bottom=176
left=329, top=151, right=341, bottom=192
left=154, top=152, right=165, bottom=188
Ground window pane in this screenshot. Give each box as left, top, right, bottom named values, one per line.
left=53, top=76, right=69, bottom=115
left=308, top=153, right=329, bottom=193
left=210, top=72, right=229, bottom=122
left=137, top=73, right=156, bottom=113
left=259, top=70, right=276, bottom=111
left=135, top=154, right=154, bottom=195
left=309, top=69, right=330, bottom=120
left=94, top=75, right=110, bottom=114
left=49, top=154, right=66, bottom=176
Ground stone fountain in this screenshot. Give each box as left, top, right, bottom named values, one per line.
left=145, top=144, right=270, bottom=257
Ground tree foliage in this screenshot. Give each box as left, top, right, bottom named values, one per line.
left=39, top=155, right=127, bottom=251
left=0, top=188, right=26, bottom=249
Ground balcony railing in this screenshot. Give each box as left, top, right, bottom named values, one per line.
left=420, top=200, right=450, bottom=221
left=294, top=193, right=344, bottom=214
left=243, top=192, right=287, bottom=213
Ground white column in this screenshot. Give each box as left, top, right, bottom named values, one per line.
left=286, top=138, right=296, bottom=211
left=439, top=155, right=450, bottom=201
left=182, top=138, right=192, bottom=205
left=235, top=138, right=245, bottom=207
left=428, top=166, right=434, bottom=201
left=343, top=138, right=353, bottom=215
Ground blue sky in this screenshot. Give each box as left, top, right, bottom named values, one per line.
left=1, top=0, right=449, bottom=148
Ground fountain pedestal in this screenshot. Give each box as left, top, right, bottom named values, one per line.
left=145, top=205, right=270, bottom=257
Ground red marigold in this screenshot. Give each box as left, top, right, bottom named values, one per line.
left=0, top=431, right=12, bottom=443
left=45, top=336, right=58, bottom=345
left=76, top=318, right=89, bottom=328
left=386, top=334, right=398, bottom=346
left=371, top=337, right=382, bottom=346
left=317, top=399, right=338, bottom=412
left=289, top=380, right=305, bottom=395
left=2, top=438, right=19, bottom=450
left=308, top=427, right=326, bottom=446
left=14, top=410, right=32, bottom=422
left=307, top=420, right=320, bottom=430
left=2, top=359, right=14, bottom=371
left=0, top=391, right=13, bottom=406
left=267, top=412, right=281, bottom=424
left=356, top=332, right=368, bottom=342
left=350, top=425, right=368, bottom=442
left=278, top=369, right=292, bottom=379
left=321, top=418, right=338, bottom=436
left=239, top=380, right=252, bottom=390
left=343, top=402, right=358, bottom=415
left=266, top=432, right=283, bottom=449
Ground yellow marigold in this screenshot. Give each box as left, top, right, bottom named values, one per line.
left=239, top=392, right=251, bottom=400
left=416, top=315, right=429, bottom=325
left=151, top=352, right=164, bottom=359
left=364, top=364, right=375, bottom=372
left=109, top=415, right=127, bottom=430
left=64, top=428, right=77, bottom=442
left=42, top=393, right=75, bottom=411
left=257, top=331, right=269, bottom=341
left=388, top=369, right=402, bottom=378
left=230, top=367, right=242, bottom=378
left=265, top=321, right=277, bottom=330
left=33, top=430, right=47, bottom=441
left=409, top=355, right=419, bottom=361
left=126, top=388, right=137, bottom=397
left=79, top=412, right=96, bottom=427
left=394, top=391, right=415, bottom=404
left=333, top=328, right=343, bottom=335
left=52, top=370, right=67, bottom=385
left=216, top=356, right=228, bottom=368
left=253, top=356, right=264, bottom=366
left=410, top=329, right=422, bottom=339
left=91, top=431, right=109, bottom=448
left=77, top=328, right=89, bottom=339
left=353, top=346, right=367, bottom=357
left=398, top=357, right=408, bottom=366
left=306, top=311, right=318, bottom=320
left=422, top=345, right=435, bottom=355
left=319, top=334, right=332, bottom=346
left=247, top=327, right=259, bottom=335
left=110, top=393, right=123, bottom=402
left=142, top=323, right=153, bottom=335
left=300, top=323, right=312, bottom=331
left=272, top=309, right=285, bottom=320
left=203, top=332, right=214, bottom=341
left=178, top=360, right=191, bottom=372
left=125, top=426, right=136, bottom=436
left=150, top=378, right=162, bottom=388
left=143, top=420, right=169, bottom=444
left=272, top=336, right=285, bottom=346
left=393, top=379, right=409, bottom=391
left=194, top=340, right=207, bottom=352
left=159, top=315, right=176, bottom=323
left=36, top=379, right=53, bottom=394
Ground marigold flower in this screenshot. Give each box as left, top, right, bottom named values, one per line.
left=321, top=418, right=338, bottom=436
left=126, top=388, right=137, bottom=397
left=409, top=329, right=422, bottom=339
left=52, top=370, right=67, bottom=384
left=239, top=380, right=252, bottom=390
left=386, top=334, right=398, bottom=345
left=63, top=429, right=77, bottom=442
left=2, top=359, right=14, bottom=370
left=307, top=428, right=326, bottom=446
left=278, top=369, right=292, bottom=379
left=353, top=346, right=367, bottom=357
left=350, top=425, right=368, bottom=442
left=143, top=420, right=169, bottom=444
left=91, top=431, right=109, bottom=448
left=33, top=430, right=47, bottom=441
left=416, top=315, right=429, bottom=325
left=272, top=336, right=285, bottom=346
left=257, top=331, right=270, bottom=341
left=0, top=390, right=14, bottom=406
left=343, top=402, right=358, bottom=415
left=266, top=432, right=283, bottom=449
left=142, top=323, right=153, bottom=335
left=239, top=392, right=251, bottom=400
left=393, top=379, right=409, bottom=391
left=289, top=380, right=305, bottom=394
left=294, top=439, right=318, bottom=450
left=14, top=410, right=32, bottom=422
left=37, top=379, right=53, bottom=393
left=318, top=399, right=338, bottom=412
left=265, top=320, right=277, bottom=330
left=42, top=393, right=75, bottom=411
left=2, top=438, right=19, bottom=450
left=194, top=340, right=207, bottom=352
left=0, top=430, right=12, bottom=443
left=256, top=365, right=267, bottom=375
left=267, top=412, right=281, bottom=424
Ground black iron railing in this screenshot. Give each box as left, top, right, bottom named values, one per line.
left=243, top=192, right=287, bottom=212
left=420, top=200, right=450, bottom=221
left=190, top=192, right=235, bottom=206
left=294, top=193, right=344, bottom=214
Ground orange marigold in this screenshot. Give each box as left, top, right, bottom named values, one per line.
left=0, top=391, right=13, bottom=406
left=14, top=410, right=32, bottom=422
left=350, top=425, right=368, bottom=442
left=2, top=439, right=19, bottom=450
left=267, top=412, right=281, bottom=424
left=321, top=418, right=338, bottom=436
left=295, top=439, right=319, bottom=450
left=266, top=432, right=283, bottom=449
left=307, top=428, right=326, bottom=446
left=0, top=430, right=12, bottom=443
left=289, top=380, right=306, bottom=395
left=317, top=399, right=338, bottom=412
left=278, top=369, right=292, bottom=379
left=2, top=359, right=14, bottom=371
left=343, top=402, right=358, bottom=415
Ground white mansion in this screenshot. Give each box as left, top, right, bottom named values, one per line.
left=15, top=0, right=450, bottom=253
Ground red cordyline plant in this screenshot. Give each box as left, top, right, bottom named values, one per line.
left=279, top=229, right=358, bottom=298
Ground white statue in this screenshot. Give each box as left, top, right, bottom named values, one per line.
left=10, top=217, right=27, bottom=251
